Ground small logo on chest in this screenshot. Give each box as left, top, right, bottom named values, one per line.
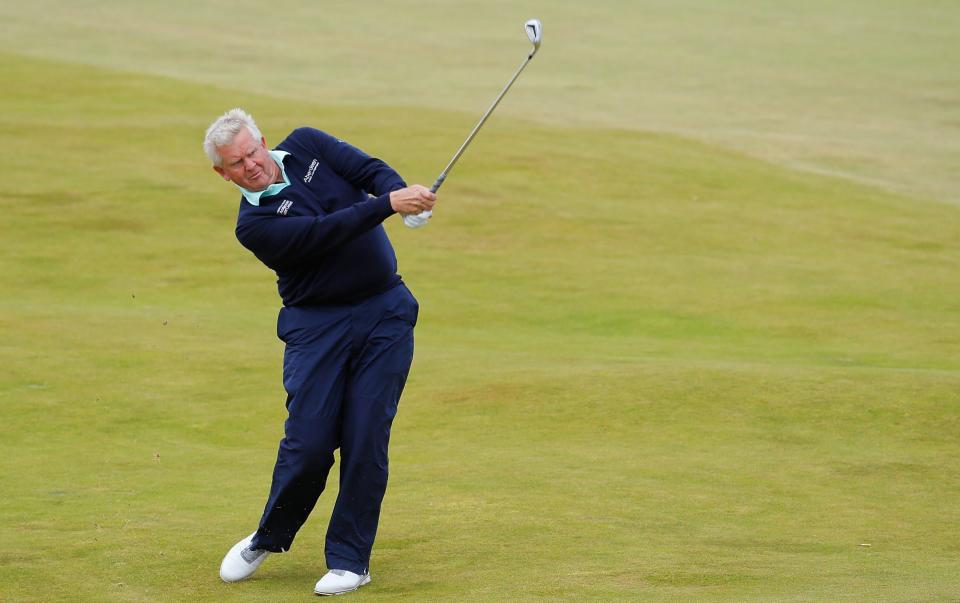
left=304, top=159, right=319, bottom=183
left=277, top=200, right=294, bottom=216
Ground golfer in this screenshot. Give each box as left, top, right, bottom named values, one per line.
left=203, top=108, right=435, bottom=596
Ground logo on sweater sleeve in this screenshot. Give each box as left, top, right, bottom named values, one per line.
left=304, top=159, right=319, bottom=183
left=277, top=200, right=294, bottom=216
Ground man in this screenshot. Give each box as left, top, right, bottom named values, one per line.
left=203, top=108, right=436, bottom=596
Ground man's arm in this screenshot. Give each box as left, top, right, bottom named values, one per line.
left=236, top=194, right=394, bottom=271
left=236, top=188, right=435, bottom=271
left=297, top=127, right=406, bottom=196
left=296, top=126, right=437, bottom=219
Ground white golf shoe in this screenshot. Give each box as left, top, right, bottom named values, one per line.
left=219, top=532, right=271, bottom=583
left=313, top=569, right=371, bottom=596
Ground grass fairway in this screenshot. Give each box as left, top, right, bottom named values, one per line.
left=2, top=3, right=960, bottom=602
left=3, top=0, right=958, bottom=203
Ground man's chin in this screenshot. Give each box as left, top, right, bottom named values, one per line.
left=241, top=178, right=269, bottom=192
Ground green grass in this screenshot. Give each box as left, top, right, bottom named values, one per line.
left=2, top=0, right=958, bottom=203
left=2, top=3, right=960, bottom=601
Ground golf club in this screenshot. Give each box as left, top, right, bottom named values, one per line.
left=403, top=18, right=543, bottom=228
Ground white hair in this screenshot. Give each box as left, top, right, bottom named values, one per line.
left=203, top=108, right=263, bottom=167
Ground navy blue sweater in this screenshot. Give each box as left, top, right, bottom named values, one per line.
left=235, top=127, right=406, bottom=306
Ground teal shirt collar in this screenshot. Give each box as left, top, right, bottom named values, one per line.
left=238, top=150, right=291, bottom=206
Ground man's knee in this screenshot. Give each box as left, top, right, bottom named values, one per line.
left=281, top=415, right=338, bottom=467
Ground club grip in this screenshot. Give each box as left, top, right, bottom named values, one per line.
left=405, top=176, right=443, bottom=228
left=430, top=173, right=447, bottom=194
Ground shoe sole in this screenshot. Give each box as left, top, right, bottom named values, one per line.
left=313, top=575, right=371, bottom=596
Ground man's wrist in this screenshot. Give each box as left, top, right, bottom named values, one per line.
left=384, top=192, right=399, bottom=215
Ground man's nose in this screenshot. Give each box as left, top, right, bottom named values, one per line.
left=244, top=157, right=257, bottom=170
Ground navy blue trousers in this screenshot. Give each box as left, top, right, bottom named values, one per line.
left=250, top=283, right=417, bottom=575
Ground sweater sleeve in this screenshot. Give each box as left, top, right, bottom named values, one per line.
left=235, top=193, right=395, bottom=271
left=296, top=127, right=407, bottom=195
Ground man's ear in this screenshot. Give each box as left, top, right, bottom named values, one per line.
left=213, top=166, right=230, bottom=181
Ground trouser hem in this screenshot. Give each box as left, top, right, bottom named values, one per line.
left=326, top=556, right=368, bottom=576
left=250, top=535, right=290, bottom=553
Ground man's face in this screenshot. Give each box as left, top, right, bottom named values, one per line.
left=213, top=127, right=276, bottom=192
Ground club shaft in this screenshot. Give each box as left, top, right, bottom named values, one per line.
left=430, top=52, right=535, bottom=193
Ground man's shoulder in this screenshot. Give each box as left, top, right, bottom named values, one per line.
left=278, top=126, right=332, bottom=150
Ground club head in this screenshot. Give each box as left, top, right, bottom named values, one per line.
left=524, top=19, right=542, bottom=55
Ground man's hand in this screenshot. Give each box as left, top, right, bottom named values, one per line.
left=389, top=185, right=437, bottom=214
